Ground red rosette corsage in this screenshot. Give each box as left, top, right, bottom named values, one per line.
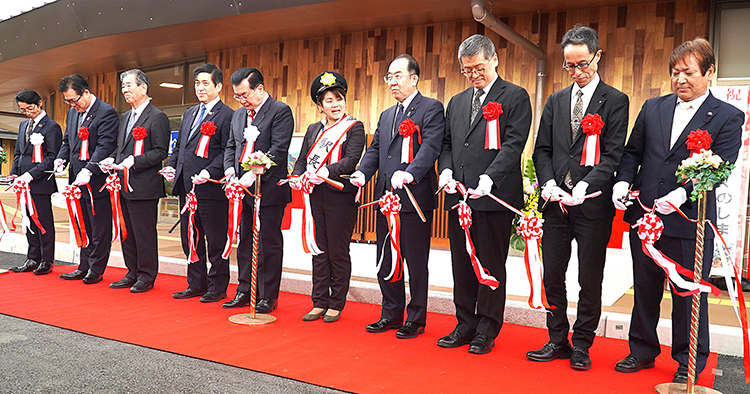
left=132, top=126, right=148, bottom=140
left=686, top=129, right=713, bottom=155
left=200, top=121, right=217, bottom=136
left=78, top=126, right=89, bottom=140
left=580, top=113, right=604, bottom=136
left=482, top=101, right=503, bottom=120
left=398, top=119, right=421, bottom=143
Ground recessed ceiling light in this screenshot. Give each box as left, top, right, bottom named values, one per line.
left=159, top=82, right=183, bottom=89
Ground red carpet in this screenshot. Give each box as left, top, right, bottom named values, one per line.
left=0, top=266, right=716, bottom=393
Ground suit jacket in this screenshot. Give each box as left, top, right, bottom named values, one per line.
left=438, top=77, right=532, bottom=211
left=533, top=81, right=629, bottom=219
left=224, top=95, right=294, bottom=206
left=57, top=97, right=120, bottom=199
left=292, top=118, right=366, bottom=194
left=357, top=91, right=445, bottom=212
left=11, top=114, right=62, bottom=195
left=167, top=100, right=233, bottom=200
left=617, top=92, right=743, bottom=239
left=115, top=102, right=170, bottom=201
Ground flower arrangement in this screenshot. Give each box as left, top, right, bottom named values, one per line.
left=510, top=158, right=540, bottom=251
left=675, top=149, right=733, bottom=202
left=0, top=145, right=6, bottom=164
left=241, top=150, right=276, bottom=172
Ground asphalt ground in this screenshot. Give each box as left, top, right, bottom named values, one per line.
left=0, top=252, right=747, bottom=393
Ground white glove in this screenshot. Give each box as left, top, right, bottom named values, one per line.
left=161, top=166, right=175, bottom=182
left=224, top=167, right=236, bottom=180
left=98, top=157, right=115, bottom=172
left=655, top=187, right=688, bottom=215
left=541, top=180, right=566, bottom=202
left=612, top=181, right=631, bottom=211
left=349, top=170, right=366, bottom=187
left=468, top=174, right=493, bottom=199
left=239, top=171, right=256, bottom=188
left=309, top=167, right=329, bottom=185
left=192, top=169, right=211, bottom=185
left=438, top=168, right=457, bottom=194
left=16, top=172, right=33, bottom=184
left=54, top=158, right=67, bottom=175
left=73, top=168, right=92, bottom=186
left=289, top=176, right=302, bottom=191
left=562, top=181, right=588, bottom=206
left=390, top=170, right=414, bottom=190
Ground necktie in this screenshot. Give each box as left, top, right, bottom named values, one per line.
left=25, top=119, right=34, bottom=143
left=189, top=104, right=206, bottom=140
left=126, top=110, right=137, bottom=139
left=77, top=112, right=85, bottom=129
left=470, top=89, right=484, bottom=124
left=670, top=101, right=694, bottom=148
left=392, top=103, right=404, bottom=137
left=564, top=90, right=585, bottom=189
left=248, top=109, right=256, bottom=125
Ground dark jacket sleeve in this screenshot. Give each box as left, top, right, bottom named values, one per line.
left=326, top=121, right=366, bottom=179
left=485, top=87, right=532, bottom=186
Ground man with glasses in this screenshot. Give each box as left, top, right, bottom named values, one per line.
left=55, top=74, right=119, bottom=284
left=162, top=63, right=234, bottom=303
left=8, top=89, right=62, bottom=275
left=221, top=67, right=293, bottom=313
left=437, top=34, right=531, bottom=354
left=350, top=54, right=445, bottom=339
left=529, top=26, right=629, bottom=370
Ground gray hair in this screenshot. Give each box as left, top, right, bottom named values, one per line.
left=561, top=25, right=599, bottom=55
left=458, top=34, right=497, bottom=64
left=120, top=69, right=151, bottom=92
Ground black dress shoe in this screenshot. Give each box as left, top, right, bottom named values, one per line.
left=33, top=261, right=53, bottom=275
left=673, top=363, right=699, bottom=384
left=366, top=318, right=402, bottom=333
left=255, top=298, right=278, bottom=313
left=200, top=291, right=227, bottom=303
left=60, top=270, right=87, bottom=280
left=468, top=333, right=495, bottom=354
left=570, top=347, right=591, bottom=370
left=82, top=270, right=103, bottom=284
left=437, top=328, right=474, bottom=348
left=526, top=342, right=573, bottom=362
left=10, top=259, right=40, bottom=273
left=396, top=322, right=425, bottom=339
left=222, top=292, right=250, bottom=308
left=614, top=355, right=655, bottom=373
left=110, top=277, right=137, bottom=289
left=172, top=288, right=206, bottom=299
left=130, top=281, right=154, bottom=293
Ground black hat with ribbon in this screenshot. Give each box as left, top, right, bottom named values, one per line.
left=310, top=71, right=347, bottom=104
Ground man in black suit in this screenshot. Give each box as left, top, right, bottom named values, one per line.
left=529, top=26, right=629, bottom=370
left=612, top=38, right=743, bottom=383
left=55, top=74, right=119, bottom=284
left=221, top=67, right=293, bottom=313
left=99, top=69, right=170, bottom=293
left=350, top=54, right=445, bottom=339
left=8, top=89, right=62, bottom=275
left=437, top=34, right=531, bottom=354
left=163, top=63, right=233, bottom=303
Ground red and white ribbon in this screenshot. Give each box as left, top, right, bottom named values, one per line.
left=580, top=113, right=604, bottom=166
left=517, top=215, right=554, bottom=309
left=297, top=173, right=324, bottom=255
left=104, top=174, right=127, bottom=243
left=483, top=102, right=503, bottom=150
left=29, top=133, right=44, bottom=163
left=306, top=116, right=355, bottom=171
left=361, top=191, right=403, bottom=282
left=453, top=182, right=499, bottom=289
left=239, top=125, right=260, bottom=163
left=222, top=181, right=245, bottom=259
left=132, top=126, right=147, bottom=156
left=78, top=127, right=89, bottom=160
left=398, top=119, right=421, bottom=163
left=181, top=190, right=200, bottom=263
left=195, top=121, right=216, bottom=159
left=0, top=200, right=9, bottom=242
left=10, top=181, right=44, bottom=235
left=62, top=185, right=88, bottom=247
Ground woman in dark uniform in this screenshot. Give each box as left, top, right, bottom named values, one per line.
left=291, top=71, right=365, bottom=323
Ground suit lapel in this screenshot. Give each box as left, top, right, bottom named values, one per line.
left=118, top=110, right=131, bottom=151
left=559, top=86, right=573, bottom=147
left=668, top=93, right=720, bottom=157
left=571, top=83, right=607, bottom=146
left=660, top=95, right=677, bottom=156
left=388, top=93, right=421, bottom=148
left=187, top=104, right=209, bottom=144
left=467, top=78, right=506, bottom=139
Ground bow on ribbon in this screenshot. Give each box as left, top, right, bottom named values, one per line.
left=132, top=126, right=147, bottom=156
left=483, top=101, right=503, bottom=150
left=29, top=133, right=44, bottom=163
left=516, top=215, right=554, bottom=309
left=195, top=121, right=216, bottom=158
left=398, top=119, right=422, bottom=163
left=580, top=113, right=604, bottom=166
left=78, top=127, right=90, bottom=161
left=104, top=174, right=127, bottom=243
left=453, top=182, right=500, bottom=290
left=181, top=190, right=200, bottom=263
left=222, top=181, right=245, bottom=259
left=359, top=191, right=403, bottom=282
left=10, top=181, right=45, bottom=235
left=62, top=185, right=88, bottom=247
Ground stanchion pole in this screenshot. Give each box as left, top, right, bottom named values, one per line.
left=656, top=189, right=719, bottom=394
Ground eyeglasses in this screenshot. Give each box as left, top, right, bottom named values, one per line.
left=383, top=73, right=414, bottom=83
left=17, top=104, right=38, bottom=114
left=63, top=95, right=83, bottom=106
left=563, top=54, right=598, bottom=71
left=233, top=91, right=253, bottom=102
left=460, top=66, right=488, bottom=77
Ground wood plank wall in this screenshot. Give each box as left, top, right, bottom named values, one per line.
left=45, top=0, right=710, bottom=245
